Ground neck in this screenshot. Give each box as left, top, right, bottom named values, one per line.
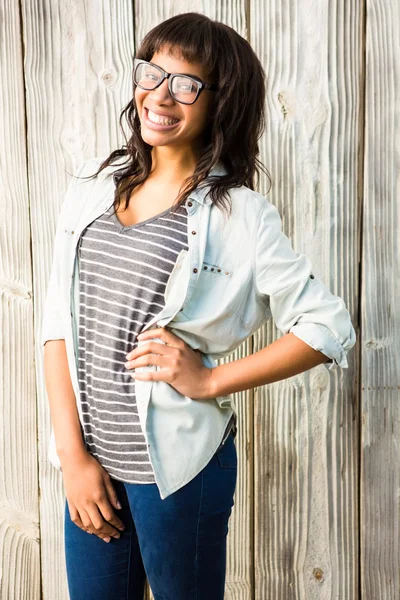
left=149, top=145, right=203, bottom=184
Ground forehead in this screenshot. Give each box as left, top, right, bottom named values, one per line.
left=149, top=49, right=207, bottom=79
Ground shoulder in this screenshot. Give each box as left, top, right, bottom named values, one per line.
left=65, top=156, right=113, bottom=200
left=71, top=156, right=105, bottom=179
left=61, top=156, right=106, bottom=216
left=227, top=185, right=281, bottom=226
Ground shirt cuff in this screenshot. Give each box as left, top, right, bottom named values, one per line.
left=41, top=327, right=66, bottom=347
left=289, top=322, right=349, bottom=370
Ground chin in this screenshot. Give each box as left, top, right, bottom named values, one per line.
left=140, top=129, right=181, bottom=146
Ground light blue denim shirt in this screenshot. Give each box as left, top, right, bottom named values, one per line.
left=41, top=155, right=356, bottom=499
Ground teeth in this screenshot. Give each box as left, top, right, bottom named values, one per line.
left=147, top=109, right=179, bottom=126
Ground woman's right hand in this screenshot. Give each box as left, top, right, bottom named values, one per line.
left=61, top=450, right=126, bottom=543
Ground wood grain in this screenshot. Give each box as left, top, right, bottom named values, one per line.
left=22, top=0, right=134, bottom=598
left=250, top=0, right=361, bottom=598
left=361, top=0, right=400, bottom=598
left=3, top=0, right=387, bottom=598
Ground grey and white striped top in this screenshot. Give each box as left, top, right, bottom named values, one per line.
left=77, top=170, right=235, bottom=484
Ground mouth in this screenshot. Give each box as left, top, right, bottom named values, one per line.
left=143, top=107, right=181, bottom=131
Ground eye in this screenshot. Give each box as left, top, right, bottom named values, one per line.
left=175, top=77, right=197, bottom=92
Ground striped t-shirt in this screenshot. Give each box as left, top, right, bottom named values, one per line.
left=77, top=171, right=235, bottom=484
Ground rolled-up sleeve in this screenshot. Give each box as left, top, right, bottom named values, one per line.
left=253, top=199, right=356, bottom=370
left=41, top=158, right=92, bottom=346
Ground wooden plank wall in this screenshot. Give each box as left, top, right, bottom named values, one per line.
left=362, top=0, right=400, bottom=598
left=21, top=1, right=135, bottom=599
left=250, top=1, right=362, bottom=598
left=1, top=2, right=40, bottom=599
left=3, top=0, right=397, bottom=598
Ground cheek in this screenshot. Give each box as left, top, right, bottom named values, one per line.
left=134, top=89, right=146, bottom=113
left=182, top=105, right=209, bottom=133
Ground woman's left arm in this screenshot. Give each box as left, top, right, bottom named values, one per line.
left=206, top=332, right=330, bottom=397
left=124, top=327, right=330, bottom=399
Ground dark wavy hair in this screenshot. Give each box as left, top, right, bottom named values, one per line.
left=80, top=12, right=271, bottom=217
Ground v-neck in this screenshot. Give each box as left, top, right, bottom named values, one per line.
left=108, top=203, right=174, bottom=233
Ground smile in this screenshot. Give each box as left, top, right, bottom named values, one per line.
left=143, top=107, right=181, bottom=130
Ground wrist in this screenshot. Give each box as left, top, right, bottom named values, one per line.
left=204, top=366, right=219, bottom=398
left=57, top=443, right=88, bottom=468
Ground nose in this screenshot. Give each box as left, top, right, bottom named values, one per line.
left=148, top=78, right=175, bottom=104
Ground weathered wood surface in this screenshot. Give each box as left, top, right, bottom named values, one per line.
left=361, top=0, right=400, bottom=598
left=7, top=0, right=398, bottom=598
left=249, top=0, right=361, bottom=598
left=22, top=1, right=135, bottom=598
left=1, top=2, right=40, bottom=599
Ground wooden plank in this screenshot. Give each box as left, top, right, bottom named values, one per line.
left=361, top=1, right=400, bottom=597
left=23, top=0, right=135, bottom=597
left=0, top=2, right=40, bottom=599
left=249, top=0, right=361, bottom=597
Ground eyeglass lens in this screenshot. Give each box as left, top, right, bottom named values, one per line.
left=135, top=62, right=199, bottom=103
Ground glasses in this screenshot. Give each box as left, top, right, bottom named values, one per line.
left=133, top=58, right=218, bottom=105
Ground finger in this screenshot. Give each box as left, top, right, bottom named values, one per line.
left=126, top=352, right=172, bottom=371
left=102, top=478, right=125, bottom=530
left=68, top=502, right=86, bottom=530
left=70, top=502, right=116, bottom=543
left=131, top=369, right=171, bottom=381
left=74, top=506, right=108, bottom=540
left=135, top=327, right=185, bottom=349
left=87, top=503, right=122, bottom=540
left=125, top=341, right=172, bottom=365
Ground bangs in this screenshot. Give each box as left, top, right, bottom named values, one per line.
left=137, top=14, right=217, bottom=78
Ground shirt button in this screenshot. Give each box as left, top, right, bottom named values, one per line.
left=187, top=201, right=192, bottom=207
left=193, top=268, right=198, bottom=273
left=191, top=230, right=197, bottom=235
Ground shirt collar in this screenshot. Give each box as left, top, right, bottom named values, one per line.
left=98, top=156, right=227, bottom=205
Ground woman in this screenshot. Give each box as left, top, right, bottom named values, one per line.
left=42, top=12, right=356, bottom=600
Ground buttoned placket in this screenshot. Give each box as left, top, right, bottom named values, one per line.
left=140, top=195, right=209, bottom=332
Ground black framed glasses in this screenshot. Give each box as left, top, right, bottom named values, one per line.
left=133, top=58, right=218, bottom=105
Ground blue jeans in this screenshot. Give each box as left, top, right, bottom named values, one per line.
left=64, top=429, right=237, bottom=599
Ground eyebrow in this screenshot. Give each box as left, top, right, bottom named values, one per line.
left=151, top=62, right=199, bottom=78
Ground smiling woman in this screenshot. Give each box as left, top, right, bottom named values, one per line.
left=42, top=10, right=356, bottom=600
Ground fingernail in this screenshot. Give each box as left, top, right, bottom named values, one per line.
left=117, top=501, right=122, bottom=509
left=104, top=536, right=111, bottom=543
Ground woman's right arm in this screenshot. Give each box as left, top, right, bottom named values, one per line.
left=43, top=339, right=125, bottom=541
left=42, top=159, right=125, bottom=541
left=43, top=339, right=87, bottom=466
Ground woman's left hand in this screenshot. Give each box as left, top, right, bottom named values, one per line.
left=124, top=327, right=215, bottom=400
